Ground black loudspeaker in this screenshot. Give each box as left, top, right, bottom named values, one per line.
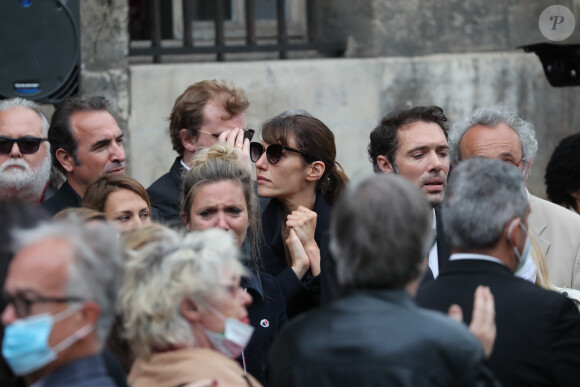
left=0, top=0, right=80, bottom=103
left=521, top=43, right=580, bottom=87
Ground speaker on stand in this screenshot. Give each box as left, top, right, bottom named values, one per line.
left=0, top=0, right=81, bottom=103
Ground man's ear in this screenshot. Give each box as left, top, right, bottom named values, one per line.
left=377, top=155, right=394, bottom=173
left=55, top=149, right=75, bottom=173
left=180, top=299, right=201, bottom=323
left=306, top=161, right=326, bottom=182
left=180, top=129, right=197, bottom=153
left=522, top=161, right=532, bottom=183
left=506, top=217, right=523, bottom=246
left=80, top=301, right=100, bottom=326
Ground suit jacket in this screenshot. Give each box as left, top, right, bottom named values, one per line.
left=528, top=194, right=580, bottom=290
left=38, top=354, right=116, bottom=387
left=419, top=206, right=451, bottom=286
left=41, top=181, right=82, bottom=216
left=260, top=195, right=331, bottom=319
left=268, top=289, right=497, bottom=387
left=416, top=257, right=580, bottom=386
left=147, top=157, right=185, bottom=228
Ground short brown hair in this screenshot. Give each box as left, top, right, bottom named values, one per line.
left=82, top=174, right=152, bottom=218
left=169, top=80, right=249, bottom=156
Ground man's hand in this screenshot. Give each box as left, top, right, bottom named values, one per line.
left=448, top=285, right=496, bottom=358
left=218, top=127, right=251, bottom=172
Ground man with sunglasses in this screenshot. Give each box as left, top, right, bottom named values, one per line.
left=0, top=98, right=53, bottom=203
left=1, top=219, right=123, bottom=387
left=42, top=96, right=126, bottom=215
left=147, top=80, right=252, bottom=227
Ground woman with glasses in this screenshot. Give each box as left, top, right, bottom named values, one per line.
left=249, top=114, right=348, bottom=318
left=180, top=143, right=286, bottom=386
left=119, top=228, right=260, bottom=387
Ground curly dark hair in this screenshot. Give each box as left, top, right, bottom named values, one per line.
left=545, top=133, right=580, bottom=212
left=368, top=105, right=449, bottom=173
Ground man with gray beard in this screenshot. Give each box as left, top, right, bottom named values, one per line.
left=0, top=98, right=52, bottom=203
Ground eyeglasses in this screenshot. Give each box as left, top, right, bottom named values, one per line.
left=0, top=136, right=48, bottom=154
left=198, top=128, right=255, bottom=141
left=3, top=290, right=84, bottom=319
left=249, top=142, right=310, bottom=165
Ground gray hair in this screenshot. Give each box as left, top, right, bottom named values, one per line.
left=443, top=158, right=528, bottom=251
left=449, top=105, right=538, bottom=167
left=118, top=228, right=246, bottom=358
left=13, top=219, right=123, bottom=348
left=330, top=173, right=433, bottom=290
left=0, top=97, right=50, bottom=136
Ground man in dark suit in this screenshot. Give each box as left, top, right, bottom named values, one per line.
left=268, top=173, right=498, bottom=387
left=368, top=105, right=451, bottom=282
left=147, top=80, right=251, bottom=227
left=416, top=157, right=580, bottom=386
left=43, top=96, right=126, bottom=215
left=1, top=219, right=123, bottom=386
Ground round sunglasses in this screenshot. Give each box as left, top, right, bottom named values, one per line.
left=249, top=142, right=309, bottom=164
left=0, top=136, right=48, bottom=154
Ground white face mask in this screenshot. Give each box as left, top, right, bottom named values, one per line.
left=200, top=304, right=254, bottom=360
left=507, top=220, right=531, bottom=273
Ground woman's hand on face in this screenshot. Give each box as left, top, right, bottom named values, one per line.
left=285, top=228, right=310, bottom=279
left=219, top=128, right=251, bottom=172
left=286, top=207, right=321, bottom=276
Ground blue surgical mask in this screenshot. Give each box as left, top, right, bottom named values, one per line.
left=2, top=304, right=92, bottom=376
left=507, top=220, right=531, bottom=273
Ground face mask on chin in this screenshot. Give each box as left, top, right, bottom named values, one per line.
left=198, top=303, right=254, bottom=360
left=2, top=303, right=93, bottom=376
left=507, top=219, right=531, bottom=273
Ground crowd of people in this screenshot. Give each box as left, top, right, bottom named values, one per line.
left=1, top=79, right=580, bottom=387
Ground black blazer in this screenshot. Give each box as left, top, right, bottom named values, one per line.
left=416, top=258, right=580, bottom=386
left=41, top=180, right=82, bottom=216
left=260, top=195, right=332, bottom=319
left=238, top=270, right=287, bottom=386
left=147, top=157, right=185, bottom=227
left=419, top=206, right=451, bottom=286
left=269, top=289, right=498, bottom=387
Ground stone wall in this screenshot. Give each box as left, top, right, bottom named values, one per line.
left=80, top=0, right=130, bottom=158
left=319, top=0, right=580, bottom=58
left=128, top=52, right=579, bottom=197
left=76, top=0, right=580, bottom=197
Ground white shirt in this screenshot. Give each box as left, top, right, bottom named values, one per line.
left=449, top=253, right=506, bottom=266
left=180, top=159, right=191, bottom=171
left=428, top=209, right=439, bottom=278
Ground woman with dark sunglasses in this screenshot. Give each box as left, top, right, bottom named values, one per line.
left=250, top=114, right=348, bottom=318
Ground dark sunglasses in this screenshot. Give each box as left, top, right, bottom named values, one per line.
left=250, top=142, right=309, bottom=164
left=198, top=128, right=255, bottom=141
left=0, top=136, right=48, bottom=154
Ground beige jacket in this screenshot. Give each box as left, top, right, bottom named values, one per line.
left=128, top=348, right=261, bottom=387
left=528, top=194, right=580, bottom=290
